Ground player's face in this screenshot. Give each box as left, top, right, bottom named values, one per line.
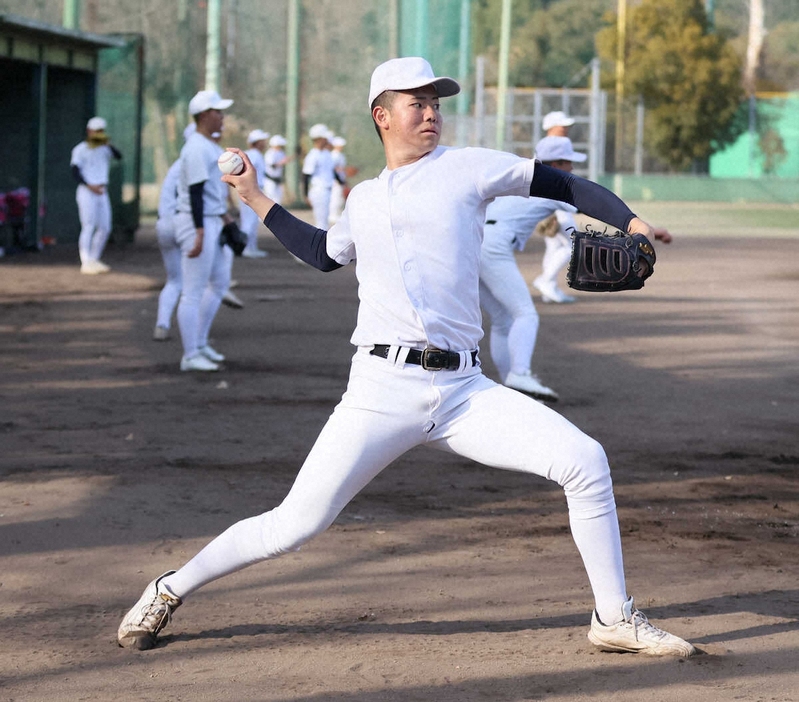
left=550, top=159, right=574, bottom=173
left=384, top=86, right=442, bottom=156
left=200, top=108, right=225, bottom=135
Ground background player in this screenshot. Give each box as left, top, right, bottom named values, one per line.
left=542, top=110, right=575, bottom=137
left=173, top=90, right=236, bottom=372
left=240, top=128, right=270, bottom=258
left=302, top=124, right=335, bottom=228
left=263, top=134, right=289, bottom=205
left=118, top=57, right=696, bottom=658
left=70, top=116, right=122, bottom=274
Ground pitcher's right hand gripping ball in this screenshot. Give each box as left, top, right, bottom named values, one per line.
left=567, top=228, right=657, bottom=292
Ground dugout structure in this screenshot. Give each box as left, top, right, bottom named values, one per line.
left=0, top=13, right=143, bottom=250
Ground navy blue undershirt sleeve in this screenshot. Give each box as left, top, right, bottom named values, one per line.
left=189, top=182, right=205, bottom=229
left=263, top=205, right=342, bottom=272
left=71, top=165, right=86, bottom=185
left=530, top=163, right=636, bottom=232
left=109, top=144, right=123, bottom=160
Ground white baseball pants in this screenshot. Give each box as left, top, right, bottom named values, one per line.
left=155, top=217, right=181, bottom=330
left=76, top=185, right=112, bottom=264
left=174, top=213, right=230, bottom=359
left=263, top=179, right=283, bottom=206
left=164, top=348, right=628, bottom=625
left=539, top=229, right=573, bottom=288
left=329, top=181, right=345, bottom=225
left=479, top=226, right=540, bottom=379
left=239, top=202, right=261, bottom=254
left=308, top=184, right=331, bottom=229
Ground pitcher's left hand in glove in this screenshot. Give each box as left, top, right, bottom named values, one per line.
left=567, top=227, right=657, bottom=292
left=219, top=221, right=248, bottom=256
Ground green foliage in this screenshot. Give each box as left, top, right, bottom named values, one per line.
left=597, top=0, right=745, bottom=170
left=510, top=0, right=611, bottom=87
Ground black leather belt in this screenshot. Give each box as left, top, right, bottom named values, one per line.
left=485, top=219, right=497, bottom=225
left=370, top=345, right=478, bottom=371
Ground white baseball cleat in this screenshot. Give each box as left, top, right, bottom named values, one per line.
left=117, top=571, right=181, bottom=650
left=80, top=260, right=110, bottom=275
left=242, top=249, right=268, bottom=258
left=533, top=277, right=575, bottom=304
left=588, top=596, right=697, bottom=657
left=221, top=290, right=245, bottom=308
left=198, top=344, right=225, bottom=362
left=153, top=325, right=170, bottom=341
left=180, top=353, right=219, bottom=372
left=504, top=371, right=559, bottom=402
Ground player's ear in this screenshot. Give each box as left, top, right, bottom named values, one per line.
left=372, top=105, right=390, bottom=131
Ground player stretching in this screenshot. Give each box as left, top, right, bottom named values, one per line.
left=118, top=57, right=696, bottom=657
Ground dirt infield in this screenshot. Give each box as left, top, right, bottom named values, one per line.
left=1, top=211, right=797, bottom=701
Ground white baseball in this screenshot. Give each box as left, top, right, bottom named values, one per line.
left=218, top=151, right=244, bottom=175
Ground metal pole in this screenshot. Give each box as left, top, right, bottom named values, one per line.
left=63, top=0, right=81, bottom=29
left=474, top=55, right=485, bottom=147
left=613, top=0, right=626, bottom=173
left=589, top=57, right=600, bottom=181
left=634, top=95, right=644, bottom=175
left=205, top=0, right=221, bottom=92
left=285, top=0, right=301, bottom=203
left=414, top=0, right=429, bottom=57
left=456, top=0, right=472, bottom=146
left=388, top=0, right=399, bottom=58
left=495, top=0, right=512, bottom=150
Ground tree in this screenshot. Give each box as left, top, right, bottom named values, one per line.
left=510, top=0, right=612, bottom=87
left=597, top=0, right=745, bottom=170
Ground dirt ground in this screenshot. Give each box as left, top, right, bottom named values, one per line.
left=1, top=207, right=798, bottom=702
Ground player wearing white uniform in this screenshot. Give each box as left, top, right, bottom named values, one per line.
left=302, top=124, right=335, bottom=229
left=173, top=90, right=235, bottom=372
left=118, top=58, right=696, bottom=658
left=527, top=136, right=585, bottom=304
left=153, top=158, right=183, bottom=340
left=263, top=135, right=288, bottom=205
left=480, top=189, right=577, bottom=400
left=328, top=135, right=348, bottom=225
left=70, top=116, right=122, bottom=274
left=240, top=129, right=270, bottom=258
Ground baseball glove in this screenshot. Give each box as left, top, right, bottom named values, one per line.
left=566, top=227, right=656, bottom=292
left=219, top=221, right=247, bottom=256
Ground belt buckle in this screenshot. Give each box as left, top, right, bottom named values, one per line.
left=421, top=347, right=446, bottom=371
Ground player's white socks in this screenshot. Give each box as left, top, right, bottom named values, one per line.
left=569, top=509, right=628, bottom=626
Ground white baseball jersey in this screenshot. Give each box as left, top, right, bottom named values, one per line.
left=245, top=148, right=266, bottom=189
left=484, top=195, right=577, bottom=251
left=70, top=142, right=114, bottom=185
left=157, top=160, right=181, bottom=220
left=302, top=147, right=335, bottom=189
left=264, top=147, right=286, bottom=182
left=176, top=132, right=227, bottom=216
left=326, top=145, right=535, bottom=351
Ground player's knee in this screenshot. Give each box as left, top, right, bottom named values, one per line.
left=558, top=436, right=612, bottom=497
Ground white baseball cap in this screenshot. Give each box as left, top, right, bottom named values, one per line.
left=535, top=136, right=587, bottom=163
left=247, top=129, right=270, bottom=144
left=188, top=89, right=233, bottom=115
left=308, top=123, right=329, bottom=140
left=86, top=116, right=107, bottom=131
left=542, top=111, right=575, bottom=132
left=331, top=136, right=347, bottom=148
left=269, top=134, right=287, bottom=147
left=368, top=57, right=460, bottom=108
